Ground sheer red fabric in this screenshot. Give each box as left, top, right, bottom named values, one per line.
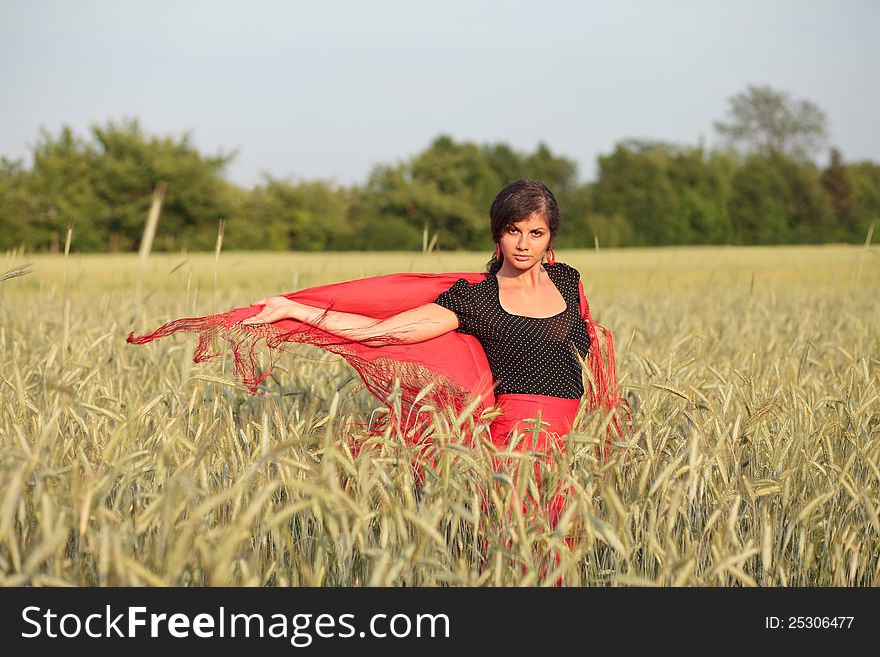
left=489, top=393, right=581, bottom=527
left=489, top=394, right=580, bottom=452
left=126, top=269, right=631, bottom=450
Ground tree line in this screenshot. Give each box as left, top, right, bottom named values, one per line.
left=1, top=86, right=877, bottom=252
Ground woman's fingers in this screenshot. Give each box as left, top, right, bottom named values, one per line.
left=239, top=296, right=294, bottom=325
left=240, top=305, right=285, bottom=325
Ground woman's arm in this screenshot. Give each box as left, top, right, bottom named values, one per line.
left=239, top=296, right=460, bottom=346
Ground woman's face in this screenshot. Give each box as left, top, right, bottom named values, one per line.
left=497, top=212, right=552, bottom=271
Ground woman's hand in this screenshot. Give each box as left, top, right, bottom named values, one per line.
left=239, top=296, right=298, bottom=325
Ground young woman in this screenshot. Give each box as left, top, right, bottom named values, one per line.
left=127, top=179, right=630, bottom=525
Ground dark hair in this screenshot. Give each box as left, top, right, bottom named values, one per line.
left=485, top=179, right=560, bottom=274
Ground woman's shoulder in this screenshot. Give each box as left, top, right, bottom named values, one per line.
left=549, top=261, right=581, bottom=281
left=459, top=275, right=494, bottom=301
left=449, top=274, right=492, bottom=291
left=436, top=274, right=492, bottom=302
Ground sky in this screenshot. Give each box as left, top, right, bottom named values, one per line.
left=1, top=0, right=878, bottom=188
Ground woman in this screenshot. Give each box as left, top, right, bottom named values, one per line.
left=127, top=180, right=630, bottom=525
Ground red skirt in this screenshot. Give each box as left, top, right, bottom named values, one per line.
left=489, top=393, right=580, bottom=451
left=487, top=394, right=581, bottom=528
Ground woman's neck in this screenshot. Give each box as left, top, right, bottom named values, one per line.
left=496, top=262, right=550, bottom=288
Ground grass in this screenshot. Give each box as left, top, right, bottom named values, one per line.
left=0, top=244, right=878, bottom=586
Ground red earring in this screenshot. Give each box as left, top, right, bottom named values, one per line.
left=495, top=243, right=501, bottom=260
left=546, top=248, right=556, bottom=265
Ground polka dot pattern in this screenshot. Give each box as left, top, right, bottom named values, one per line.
left=432, top=262, right=592, bottom=399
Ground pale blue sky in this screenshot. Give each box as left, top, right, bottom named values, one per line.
left=2, top=0, right=877, bottom=187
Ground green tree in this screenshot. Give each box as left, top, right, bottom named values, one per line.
left=714, top=85, right=828, bottom=161
left=411, top=136, right=502, bottom=207
left=820, top=148, right=856, bottom=240
left=23, top=126, right=107, bottom=251
left=727, top=152, right=831, bottom=244
left=666, top=146, right=737, bottom=244
left=349, top=136, right=582, bottom=251
left=848, top=161, right=880, bottom=241
left=349, top=163, right=483, bottom=250
left=0, top=158, right=40, bottom=251
left=89, top=118, right=236, bottom=251
left=521, top=142, right=579, bottom=197
left=592, top=142, right=679, bottom=245
left=2, top=119, right=236, bottom=252
left=230, top=178, right=352, bottom=251
left=481, top=143, right=523, bottom=187
left=554, top=184, right=597, bottom=248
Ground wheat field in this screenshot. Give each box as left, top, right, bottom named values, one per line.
left=0, top=244, right=878, bottom=586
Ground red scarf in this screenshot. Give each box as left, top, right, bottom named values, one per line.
left=126, top=270, right=632, bottom=446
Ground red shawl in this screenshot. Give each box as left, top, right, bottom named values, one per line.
left=126, top=270, right=631, bottom=445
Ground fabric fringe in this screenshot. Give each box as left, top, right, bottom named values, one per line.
left=577, top=279, right=634, bottom=446
left=127, top=270, right=633, bottom=454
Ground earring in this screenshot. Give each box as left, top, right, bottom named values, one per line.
left=546, top=248, right=556, bottom=266
left=495, top=243, right=501, bottom=260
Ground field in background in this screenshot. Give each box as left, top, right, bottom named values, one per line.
left=1, top=244, right=878, bottom=586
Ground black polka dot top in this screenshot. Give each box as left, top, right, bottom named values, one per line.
left=432, top=261, right=592, bottom=399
